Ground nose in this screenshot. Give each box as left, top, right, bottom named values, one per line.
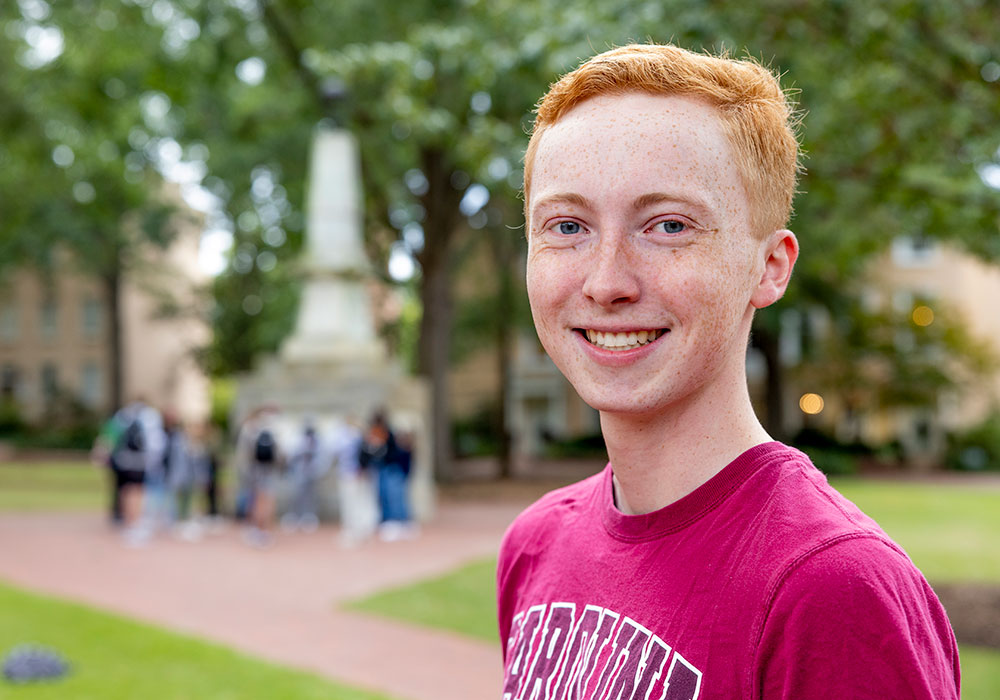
left=581, top=236, right=640, bottom=307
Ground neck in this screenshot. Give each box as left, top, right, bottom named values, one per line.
left=603, top=375, right=771, bottom=515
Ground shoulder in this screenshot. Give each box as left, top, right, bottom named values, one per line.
left=495, top=469, right=606, bottom=650
left=497, top=469, right=605, bottom=589
left=754, top=535, right=959, bottom=699
left=500, top=470, right=604, bottom=556
left=740, top=446, right=894, bottom=563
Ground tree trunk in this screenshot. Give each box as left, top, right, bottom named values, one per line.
left=754, top=325, right=786, bottom=441
left=418, top=256, right=454, bottom=481
left=491, top=225, right=514, bottom=479
left=102, top=269, right=124, bottom=412
left=415, top=148, right=463, bottom=481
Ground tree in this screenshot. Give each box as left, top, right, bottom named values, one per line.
left=727, top=0, right=1000, bottom=436
left=0, top=1, right=190, bottom=410
left=8, top=0, right=997, bottom=468
left=158, top=0, right=1000, bottom=467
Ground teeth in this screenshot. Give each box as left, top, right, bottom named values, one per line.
left=584, top=329, right=664, bottom=351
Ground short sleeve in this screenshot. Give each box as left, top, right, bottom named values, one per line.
left=753, top=535, right=960, bottom=699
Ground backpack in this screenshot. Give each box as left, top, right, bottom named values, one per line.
left=111, top=416, right=146, bottom=472
left=254, top=429, right=276, bottom=464
left=122, top=418, right=145, bottom=452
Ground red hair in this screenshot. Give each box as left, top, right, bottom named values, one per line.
left=524, top=44, right=801, bottom=238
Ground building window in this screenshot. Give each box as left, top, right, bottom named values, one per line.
left=0, top=306, right=18, bottom=343
left=40, top=299, right=58, bottom=340
left=1, top=364, right=18, bottom=400
left=80, top=362, right=103, bottom=409
left=891, top=235, right=938, bottom=267
left=82, top=298, right=102, bottom=339
left=41, top=363, right=59, bottom=404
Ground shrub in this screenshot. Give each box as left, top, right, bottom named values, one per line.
left=947, top=412, right=1000, bottom=471
left=542, top=432, right=607, bottom=459
left=790, top=427, right=883, bottom=475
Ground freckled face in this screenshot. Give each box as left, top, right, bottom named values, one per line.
left=526, top=92, right=767, bottom=416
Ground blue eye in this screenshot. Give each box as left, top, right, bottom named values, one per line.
left=657, top=219, right=687, bottom=234
left=557, top=221, right=582, bottom=235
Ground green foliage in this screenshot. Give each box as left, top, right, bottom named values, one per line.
left=452, top=406, right=503, bottom=458
left=790, top=427, right=904, bottom=475
left=0, top=394, right=100, bottom=450
left=947, top=412, right=1000, bottom=471
left=344, top=558, right=499, bottom=643
left=0, top=581, right=396, bottom=700
left=543, top=432, right=609, bottom=460
left=792, top=296, right=998, bottom=423
left=4, top=1, right=998, bottom=422
left=209, top=377, right=237, bottom=434
left=0, top=399, right=26, bottom=433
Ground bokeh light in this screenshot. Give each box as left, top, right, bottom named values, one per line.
left=912, top=305, right=935, bottom=327
left=799, top=393, right=825, bottom=415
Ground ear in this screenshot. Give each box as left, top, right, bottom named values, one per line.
left=750, top=229, right=798, bottom=309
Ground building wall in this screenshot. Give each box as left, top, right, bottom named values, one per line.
left=777, top=238, right=1000, bottom=457
left=874, top=240, right=1000, bottom=429
left=0, top=262, right=110, bottom=419
left=121, top=223, right=211, bottom=424
left=0, top=218, right=211, bottom=426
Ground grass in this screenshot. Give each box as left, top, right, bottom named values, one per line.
left=344, top=558, right=499, bottom=643
left=0, top=580, right=396, bottom=700
left=0, top=462, right=106, bottom=512
left=830, top=478, right=1000, bottom=583
left=961, top=646, right=1000, bottom=699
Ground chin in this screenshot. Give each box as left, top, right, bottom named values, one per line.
left=573, top=387, right=671, bottom=417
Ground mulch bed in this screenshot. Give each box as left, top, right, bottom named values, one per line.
left=933, top=582, right=1000, bottom=648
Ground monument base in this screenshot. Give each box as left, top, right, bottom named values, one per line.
left=234, top=354, right=433, bottom=522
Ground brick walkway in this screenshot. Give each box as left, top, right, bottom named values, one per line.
left=0, top=499, right=530, bottom=700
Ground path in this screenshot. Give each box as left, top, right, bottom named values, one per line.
left=0, top=498, right=529, bottom=700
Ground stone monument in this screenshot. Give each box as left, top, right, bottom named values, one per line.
left=234, top=126, right=433, bottom=520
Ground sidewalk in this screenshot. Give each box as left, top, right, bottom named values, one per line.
left=0, top=498, right=530, bottom=700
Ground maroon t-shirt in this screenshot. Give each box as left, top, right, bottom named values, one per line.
left=497, top=442, right=959, bottom=699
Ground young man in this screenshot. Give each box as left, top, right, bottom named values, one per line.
left=497, top=44, right=959, bottom=699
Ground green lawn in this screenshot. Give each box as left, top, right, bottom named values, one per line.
left=344, top=558, right=499, bottom=642
left=961, top=647, right=1000, bottom=700
left=0, top=462, right=105, bottom=512
left=831, top=478, right=1000, bottom=583
left=0, top=581, right=396, bottom=700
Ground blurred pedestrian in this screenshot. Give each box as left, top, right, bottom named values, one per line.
left=281, top=420, right=330, bottom=533
left=235, top=405, right=283, bottom=547
left=166, top=419, right=207, bottom=540
left=91, top=411, right=127, bottom=527
left=332, top=416, right=376, bottom=547
left=96, top=399, right=165, bottom=545
left=361, top=411, right=415, bottom=542
left=193, top=422, right=223, bottom=526
left=142, top=409, right=174, bottom=535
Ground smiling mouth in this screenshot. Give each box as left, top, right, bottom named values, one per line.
left=579, top=328, right=668, bottom=351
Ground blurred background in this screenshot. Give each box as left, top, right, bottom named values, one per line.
left=0, top=0, right=999, bottom=698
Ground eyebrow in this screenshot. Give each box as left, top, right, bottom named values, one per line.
left=531, top=192, right=593, bottom=212
left=632, top=191, right=712, bottom=214
left=534, top=191, right=712, bottom=214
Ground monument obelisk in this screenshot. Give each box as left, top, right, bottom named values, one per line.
left=281, top=128, right=384, bottom=364
left=234, top=124, right=432, bottom=520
